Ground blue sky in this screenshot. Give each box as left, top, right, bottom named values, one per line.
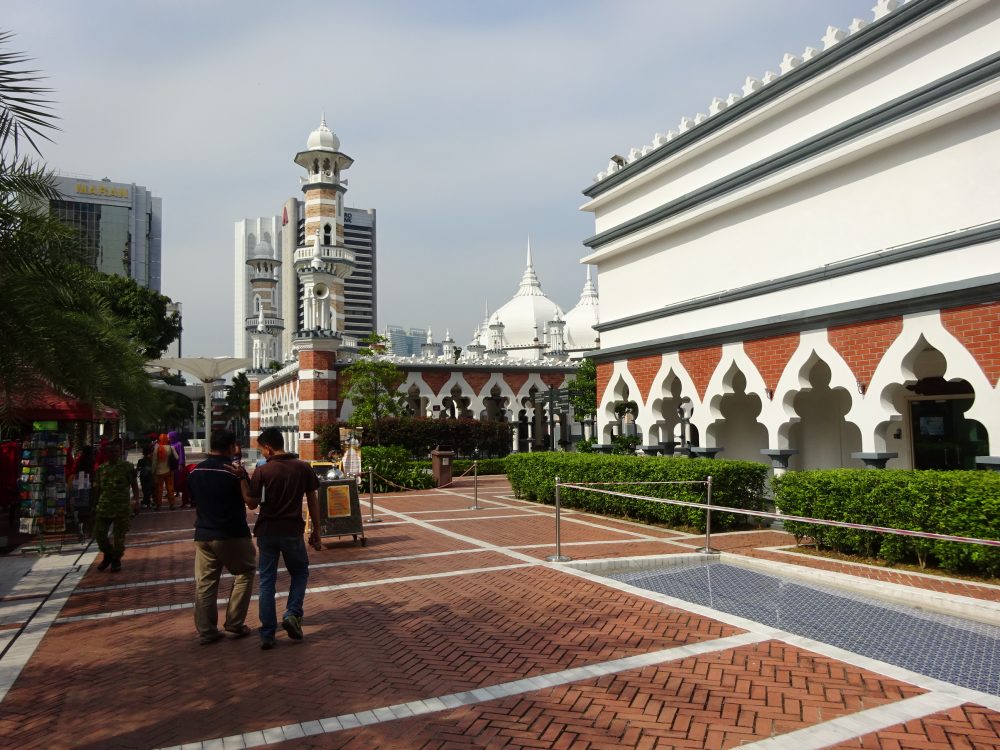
left=6, top=0, right=880, bottom=356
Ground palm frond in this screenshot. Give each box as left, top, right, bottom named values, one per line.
left=0, top=29, right=60, bottom=160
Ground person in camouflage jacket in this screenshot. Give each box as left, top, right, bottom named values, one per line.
left=94, top=441, right=140, bottom=572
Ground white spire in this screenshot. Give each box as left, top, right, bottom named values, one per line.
left=579, top=265, right=598, bottom=302
left=515, top=236, right=543, bottom=297
left=256, top=305, right=266, bottom=333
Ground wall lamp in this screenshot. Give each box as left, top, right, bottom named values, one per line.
left=764, top=388, right=774, bottom=400
left=856, top=381, right=867, bottom=395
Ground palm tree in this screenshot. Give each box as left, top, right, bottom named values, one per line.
left=0, top=30, right=155, bottom=425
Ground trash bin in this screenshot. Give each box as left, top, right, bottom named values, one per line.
left=430, top=445, right=455, bottom=487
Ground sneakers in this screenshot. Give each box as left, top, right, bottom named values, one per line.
left=282, top=615, right=303, bottom=640
left=199, top=630, right=224, bottom=646
left=97, top=555, right=111, bottom=571
left=225, top=624, right=252, bottom=638
left=260, top=637, right=276, bottom=650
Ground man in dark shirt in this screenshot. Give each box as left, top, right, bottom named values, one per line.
left=188, top=429, right=256, bottom=645
left=248, top=427, right=320, bottom=650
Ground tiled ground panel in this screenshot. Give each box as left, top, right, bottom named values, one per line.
left=610, top=561, right=1000, bottom=696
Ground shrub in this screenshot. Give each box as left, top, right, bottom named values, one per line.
left=357, top=445, right=435, bottom=493
left=504, top=453, right=768, bottom=532
left=412, top=457, right=507, bottom=476
left=315, top=417, right=511, bottom=458
left=773, top=469, right=1000, bottom=577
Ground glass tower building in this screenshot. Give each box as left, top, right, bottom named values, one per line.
left=50, top=176, right=163, bottom=291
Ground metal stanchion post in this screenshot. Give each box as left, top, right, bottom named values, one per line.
left=468, top=460, right=480, bottom=510
left=545, top=476, right=572, bottom=562
left=697, top=475, right=720, bottom=554
left=367, top=467, right=381, bottom=523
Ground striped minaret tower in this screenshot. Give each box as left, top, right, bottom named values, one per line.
left=292, top=116, right=356, bottom=459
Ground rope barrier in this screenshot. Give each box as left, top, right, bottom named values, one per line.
left=357, top=460, right=478, bottom=494
left=558, top=480, right=708, bottom=486
left=559, top=482, right=1000, bottom=548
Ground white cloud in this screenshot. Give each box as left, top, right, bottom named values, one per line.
left=5, top=0, right=878, bottom=355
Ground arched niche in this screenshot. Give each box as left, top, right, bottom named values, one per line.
left=708, top=365, right=767, bottom=463
left=787, top=358, right=862, bottom=469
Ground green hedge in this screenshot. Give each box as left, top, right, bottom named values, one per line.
left=316, top=418, right=511, bottom=458
left=773, top=469, right=1000, bottom=576
left=358, top=446, right=435, bottom=493
left=504, top=453, right=768, bottom=532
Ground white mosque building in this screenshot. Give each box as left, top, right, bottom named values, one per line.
left=581, top=0, right=1000, bottom=471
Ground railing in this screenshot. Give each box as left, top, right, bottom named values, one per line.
left=293, top=245, right=356, bottom=265
left=546, top=479, right=1000, bottom=563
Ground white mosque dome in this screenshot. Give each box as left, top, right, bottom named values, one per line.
left=488, top=241, right=563, bottom=360
left=564, top=266, right=600, bottom=350
left=306, top=115, right=341, bottom=151
left=249, top=237, right=274, bottom=260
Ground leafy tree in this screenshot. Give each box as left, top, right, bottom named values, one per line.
left=90, top=273, right=181, bottom=359
left=0, top=31, right=156, bottom=424
left=342, top=334, right=406, bottom=445
left=224, top=371, right=250, bottom=441
left=567, top=358, right=597, bottom=422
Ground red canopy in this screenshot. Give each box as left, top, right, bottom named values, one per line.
left=5, top=387, right=119, bottom=422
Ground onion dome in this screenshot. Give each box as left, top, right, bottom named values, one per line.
left=306, top=114, right=340, bottom=151
left=490, top=239, right=563, bottom=360
left=248, top=237, right=274, bottom=260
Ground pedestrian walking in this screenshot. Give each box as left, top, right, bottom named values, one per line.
left=152, top=433, right=178, bottom=510
left=168, top=431, right=187, bottom=506
left=93, top=441, right=140, bottom=572
left=187, top=429, right=257, bottom=646
left=248, top=427, right=321, bottom=650
left=136, top=443, right=154, bottom=509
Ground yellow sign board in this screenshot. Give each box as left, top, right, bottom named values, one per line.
left=75, top=183, right=129, bottom=199
left=325, top=484, right=352, bottom=518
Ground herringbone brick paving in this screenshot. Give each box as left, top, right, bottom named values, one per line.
left=2, top=476, right=997, bottom=750
left=827, top=704, right=1000, bottom=749
left=517, top=541, right=693, bottom=561
left=61, top=550, right=519, bottom=617
left=0, top=568, right=740, bottom=749
left=265, top=640, right=927, bottom=749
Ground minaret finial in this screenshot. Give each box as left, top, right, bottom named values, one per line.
left=526, top=235, right=533, bottom=269
left=321, top=112, right=327, bottom=127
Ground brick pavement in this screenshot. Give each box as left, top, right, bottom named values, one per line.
left=0, top=476, right=997, bottom=750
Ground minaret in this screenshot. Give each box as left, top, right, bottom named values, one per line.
left=488, top=315, right=507, bottom=358
left=293, top=115, right=355, bottom=336
left=244, top=237, right=284, bottom=370
left=290, top=116, right=356, bottom=459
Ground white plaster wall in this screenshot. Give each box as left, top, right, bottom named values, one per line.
left=587, top=0, right=1000, bottom=234
left=596, top=103, right=1000, bottom=334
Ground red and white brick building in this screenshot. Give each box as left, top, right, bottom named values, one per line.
left=582, top=0, right=1000, bottom=471
left=248, top=122, right=584, bottom=459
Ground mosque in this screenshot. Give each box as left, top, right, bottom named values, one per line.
left=581, top=0, right=1000, bottom=471
left=246, top=120, right=601, bottom=460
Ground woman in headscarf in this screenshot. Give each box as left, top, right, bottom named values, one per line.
left=168, top=431, right=187, bottom=506
left=152, top=433, right=179, bottom=510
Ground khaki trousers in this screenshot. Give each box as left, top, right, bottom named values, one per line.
left=194, top=538, right=257, bottom=637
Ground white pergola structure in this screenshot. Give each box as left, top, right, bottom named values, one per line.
left=149, top=357, right=251, bottom=440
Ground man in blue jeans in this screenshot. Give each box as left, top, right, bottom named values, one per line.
left=248, top=427, right=321, bottom=650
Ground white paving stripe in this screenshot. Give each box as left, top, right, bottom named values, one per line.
left=0, top=549, right=99, bottom=703
left=155, top=630, right=771, bottom=750
left=74, top=548, right=496, bottom=594
left=737, top=692, right=968, bottom=749
left=54, top=563, right=536, bottom=624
